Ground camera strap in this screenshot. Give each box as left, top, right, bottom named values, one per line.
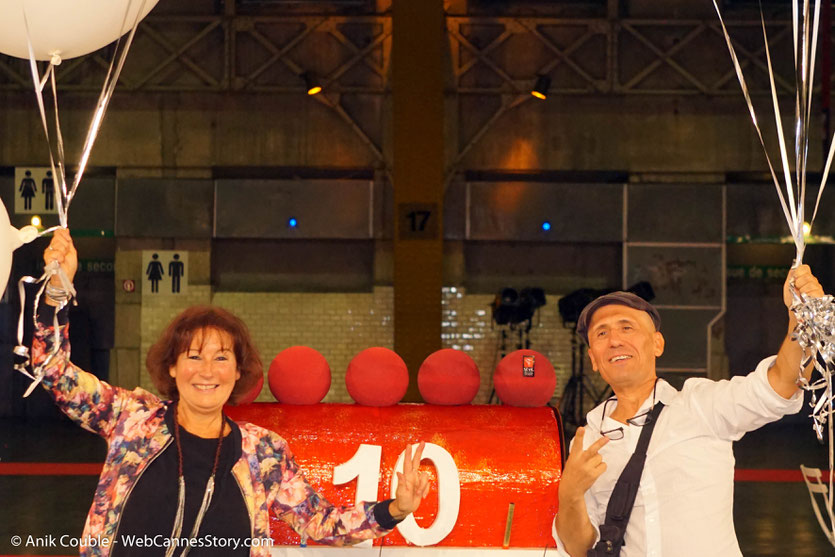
left=587, top=402, right=665, bottom=557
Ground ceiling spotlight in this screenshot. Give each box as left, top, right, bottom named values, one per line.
left=301, top=72, right=322, bottom=96
left=531, top=75, right=551, bottom=100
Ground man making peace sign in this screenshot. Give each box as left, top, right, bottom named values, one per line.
left=554, top=266, right=824, bottom=557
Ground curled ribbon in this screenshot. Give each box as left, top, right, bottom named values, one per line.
left=791, top=288, right=835, bottom=442
left=712, top=0, right=835, bottom=545
left=13, top=0, right=146, bottom=395
left=14, top=260, right=77, bottom=398
left=791, top=285, right=835, bottom=544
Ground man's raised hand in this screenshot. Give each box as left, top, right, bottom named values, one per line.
left=783, top=264, right=824, bottom=310
left=559, top=427, right=609, bottom=504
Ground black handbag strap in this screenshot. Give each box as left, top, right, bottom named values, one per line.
left=587, top=401, right=665, bottom=557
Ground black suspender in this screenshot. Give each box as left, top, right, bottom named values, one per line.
left=587, top=402, right=666, bottom=557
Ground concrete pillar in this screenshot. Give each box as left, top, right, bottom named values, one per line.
left=112, top=248, right=143, bottom=389
left=392, top=0, right=445, bottom=400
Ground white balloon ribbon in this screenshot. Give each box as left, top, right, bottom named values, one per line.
left=21, top=0, right=148, bottom=227
left=13, top=0, right=146, bottom=398
left=712, top=0, right=835, bottom=546
left=14, top=261, right=76, bottom=398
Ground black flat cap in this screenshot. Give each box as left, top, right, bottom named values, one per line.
left=576, top=291, right=661, bottom=344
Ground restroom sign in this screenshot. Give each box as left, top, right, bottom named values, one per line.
left=142, top=250, right=189, bottom=295
left=14, top=167, right=59, bottom=214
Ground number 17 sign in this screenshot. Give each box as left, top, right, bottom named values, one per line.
left=398, top=203, right=439, bottom=240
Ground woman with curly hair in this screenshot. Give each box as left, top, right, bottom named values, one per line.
left=36, top=229, right=429, bottom=557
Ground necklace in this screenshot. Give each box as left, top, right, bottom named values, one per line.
left=165, top=402, right=225, bottom=557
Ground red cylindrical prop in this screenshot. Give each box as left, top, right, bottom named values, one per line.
left=226, top=403, right=562, bottom=548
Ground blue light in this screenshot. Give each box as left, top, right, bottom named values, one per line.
left=542, top=221, right=552, bottom=231
left=288, top=217, right=298, bottom=228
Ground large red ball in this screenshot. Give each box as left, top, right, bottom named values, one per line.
left=494, top=350, right=557, bottom=407
left=346, top=347, right=409, bottom=406
left=268, top=346, right=331, bottom=405
left=237, top=373, right=264, bottom=405
left=418, top=349, right=480, bottom=405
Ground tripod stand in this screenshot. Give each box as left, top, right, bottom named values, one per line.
left=558, top=324, right=611, bottom=433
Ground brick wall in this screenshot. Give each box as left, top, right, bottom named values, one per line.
left=139, top=286, right=589, bottom=405
left=212, top=288, right=394, bottom=402
left=440, top=287, right=574, bottom=403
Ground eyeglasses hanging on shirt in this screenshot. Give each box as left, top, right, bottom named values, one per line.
left=600, top=378, right=660, bottom=441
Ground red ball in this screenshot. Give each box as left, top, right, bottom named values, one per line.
left=346, top=347, right=409, bottom=406
left=494, top=350, right=557, bottom=407
left=268, top=346, right=331, bottom=405
left=418, top=349, right=480, bottom=405
left=237, top=373, right=264, bottom=405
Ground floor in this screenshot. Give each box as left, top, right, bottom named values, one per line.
left=0, top=406, right=833, bottom=556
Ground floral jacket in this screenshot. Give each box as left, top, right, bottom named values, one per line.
left=34, top=310, right=394, bottom=557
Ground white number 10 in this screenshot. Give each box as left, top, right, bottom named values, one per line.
left=333, top=443, right=460, bottom=547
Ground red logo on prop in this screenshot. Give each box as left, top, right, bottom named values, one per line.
left=122, top=279, right=135, bottom=293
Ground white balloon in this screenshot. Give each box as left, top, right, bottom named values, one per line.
left=0, top=0, right=159, bottom=62
left=0, top=197, right=38, bottom=297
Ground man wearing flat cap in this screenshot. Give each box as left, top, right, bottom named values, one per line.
left=553, top=265, right=824, bottom=557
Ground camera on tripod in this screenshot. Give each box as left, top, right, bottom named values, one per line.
left=491, top=287, right=547, bottom=327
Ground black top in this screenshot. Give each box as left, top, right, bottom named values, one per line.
left=112, top=405, right=251, bottom=556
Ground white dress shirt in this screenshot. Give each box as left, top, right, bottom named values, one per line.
left=553, top=356, right=803, bottom=557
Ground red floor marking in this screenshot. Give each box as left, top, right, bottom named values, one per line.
left=735, top=468, right=832, bottom=482
left=0, top=462, right=830, bottom=483
left=0, top=462, right=102, bottom=476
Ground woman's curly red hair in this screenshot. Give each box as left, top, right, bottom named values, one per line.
left=146, top=305, right=262, bottom=405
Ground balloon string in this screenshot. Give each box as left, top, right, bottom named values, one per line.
left=14, top=261, right=77, bottom=398
left=715, top=0, right=835, bottom=542
left=69, top=0, right=149, bottom=207
left=22, top=7, right=67, bottom=228
left=711, top=1, right=802, bottom=258
left=15, top=0, right=146, bottom=396
left=21, top=0, right=148, bottom=225
left=759, top=7, right=800, bottom=244
left=49, top=63, right=69, bottom=218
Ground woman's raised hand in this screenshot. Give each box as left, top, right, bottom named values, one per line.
left=389, top=441, right=431, bottom=520
left=43, top=228, right=77, bottom=287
